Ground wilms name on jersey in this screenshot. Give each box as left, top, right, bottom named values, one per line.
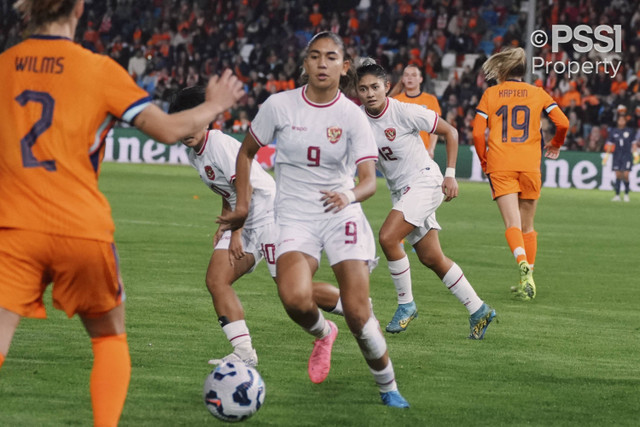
left=15, top=56, right=64, bottom=74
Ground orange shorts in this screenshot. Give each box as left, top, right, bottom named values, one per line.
left=487, top=171, right=541, bottom=200
left=0, top=229, right=124, bottom=319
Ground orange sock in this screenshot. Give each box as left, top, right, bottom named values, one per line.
left=90, top=333, right=131, bottom=427
left=0, top=352, right=5, bottom=369
left=505, top=227, right=527, bottom=264
left=523, top=231, right=538, bottom=268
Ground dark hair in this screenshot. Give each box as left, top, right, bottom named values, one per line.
left=299, top=31, right=357, bottom=95
left=168, top=85, right=206, bottom=114
left=14, top=0, right=78, bottom=27
left=356, top=58, right=389, bottom=83
left=303, top=31, right=346, bottom=59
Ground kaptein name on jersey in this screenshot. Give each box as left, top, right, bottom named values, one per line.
left=15, top=56, right=64, bottom=74
left=498, top=89, right=529, bottom=98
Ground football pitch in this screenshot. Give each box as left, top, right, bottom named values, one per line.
left=1, top=162, right=638, bottom=426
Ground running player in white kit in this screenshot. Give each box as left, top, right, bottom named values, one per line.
left=218, top=32, right=409, bottom=408
left=168, top=87, right=340, bottom=368
left=356, top=60, right=496, bottom=339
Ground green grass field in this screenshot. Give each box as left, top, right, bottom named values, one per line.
left=1, top=162, right=639, bottom=426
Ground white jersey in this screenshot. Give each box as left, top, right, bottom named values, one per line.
left=188, top=130, right=275, bottom=229
left=249, top=86, right=378, bottom=220
left=362, top=97, right=442, bottom=191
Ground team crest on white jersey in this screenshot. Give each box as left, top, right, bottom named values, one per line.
left=204, top=165, right=215, bottom=180
left=327, top=126, right=343, bottom=144
left=384, top=128, right=396, bottom=141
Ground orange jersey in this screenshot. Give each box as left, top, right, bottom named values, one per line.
left=0, top=36, right=150, bottom=242
left=474, top=80, right=568, bottom=173
left=393, top=92, right=441, bottom=149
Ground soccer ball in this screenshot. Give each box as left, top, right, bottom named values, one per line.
left=203, top=362, right=266, bottom=422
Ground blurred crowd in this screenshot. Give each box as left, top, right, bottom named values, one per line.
left=2, top=0, right=640, bottom=150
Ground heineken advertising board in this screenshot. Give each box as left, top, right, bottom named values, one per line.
left=104, top=128, right=639, bottom=192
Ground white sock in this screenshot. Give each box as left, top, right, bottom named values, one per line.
left=330, top=298, right=343, bottom=315
left=388, top=256, right=413, bottom=304
left=441, top=263, right=483, bottom=314
left=222, top=320, right=253, bottom=357
left=369, top=360, right=398, bottom=393
left=304, top=310, right=331, bottom=339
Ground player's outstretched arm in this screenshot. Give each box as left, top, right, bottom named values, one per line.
left=134, top=69, right=245, bottom=143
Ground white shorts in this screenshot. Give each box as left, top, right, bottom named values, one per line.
left=215, top=222, right=277, bottom=277
left=391, top=169, right=443, bottom=246
left=276, top=206, right=378, bottom=270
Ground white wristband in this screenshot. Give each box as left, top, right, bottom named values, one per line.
left=444, top=167, right=456, bottom=178
left=344, top=190, right=356, bottom=204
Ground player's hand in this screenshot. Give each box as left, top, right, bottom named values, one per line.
left=216, top=208, right=248, bottom=232
left=602, top=153, right=609, bottom=166
left=228, top=230, right=245, bottom=266
left=543, top=142, right=560, bottom=160
left=442, top=177, right=458, bottom=202
left=320, top=190, right=350, bottom=213
left=206, top=69, right=245, bottom=111
left=634, top=152, right=639, bottom=165
left=212, top=227, right=225, bottom=248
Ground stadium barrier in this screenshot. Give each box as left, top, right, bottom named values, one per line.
left=104, top=127, right=639, bottom=191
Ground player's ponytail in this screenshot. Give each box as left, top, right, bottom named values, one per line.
left=340, top=52, right=357, bottom=98
left=14, top=0, right=78, bottom=27
left=482, top=47, right=526, bottom=83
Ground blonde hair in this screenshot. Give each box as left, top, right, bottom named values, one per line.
left=482, top=47, right=526, bottom=83
left=14, top=0, right=78, bottom=27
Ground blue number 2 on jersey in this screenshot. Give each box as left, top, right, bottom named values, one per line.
left=15, top=90, right=56, bottom=171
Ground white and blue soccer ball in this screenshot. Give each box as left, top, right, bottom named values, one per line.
left=203, top=362, right=266, bottom=422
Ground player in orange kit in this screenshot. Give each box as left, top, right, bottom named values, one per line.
left=390, top=64, right=442, bottom=158
left=0, top=1, right=244, bottom=425
left=472, top=47, right=568, bottom=300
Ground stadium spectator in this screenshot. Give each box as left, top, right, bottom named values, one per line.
left=559, top=81, right=582, bottom=108
left=128, top=48, right=147, bottom=79
left=3, top=0, right=640, bottom=150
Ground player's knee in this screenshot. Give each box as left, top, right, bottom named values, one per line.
left=353, top=316, right=387, bottom=360
left=205, top=276, right=231, bottom=295
left=279, top=285, right=313, bottom=313
left=378, top=228, right=399, bottom=252
left=343, top=308, right=369, bottom=333
left=417, top=250, right=441, bottom=269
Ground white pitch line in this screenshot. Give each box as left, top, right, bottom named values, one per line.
left=117, top=219, right=209, bottom=228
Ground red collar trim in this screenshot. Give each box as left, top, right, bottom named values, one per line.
left=365, top=98, right=389, bottom=119
left=301, top=85, right=341, bottom=108
left=196, top=131, right=209, bottom=156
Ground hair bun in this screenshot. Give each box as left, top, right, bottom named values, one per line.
left=356, top=57, right=377, bottom=68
